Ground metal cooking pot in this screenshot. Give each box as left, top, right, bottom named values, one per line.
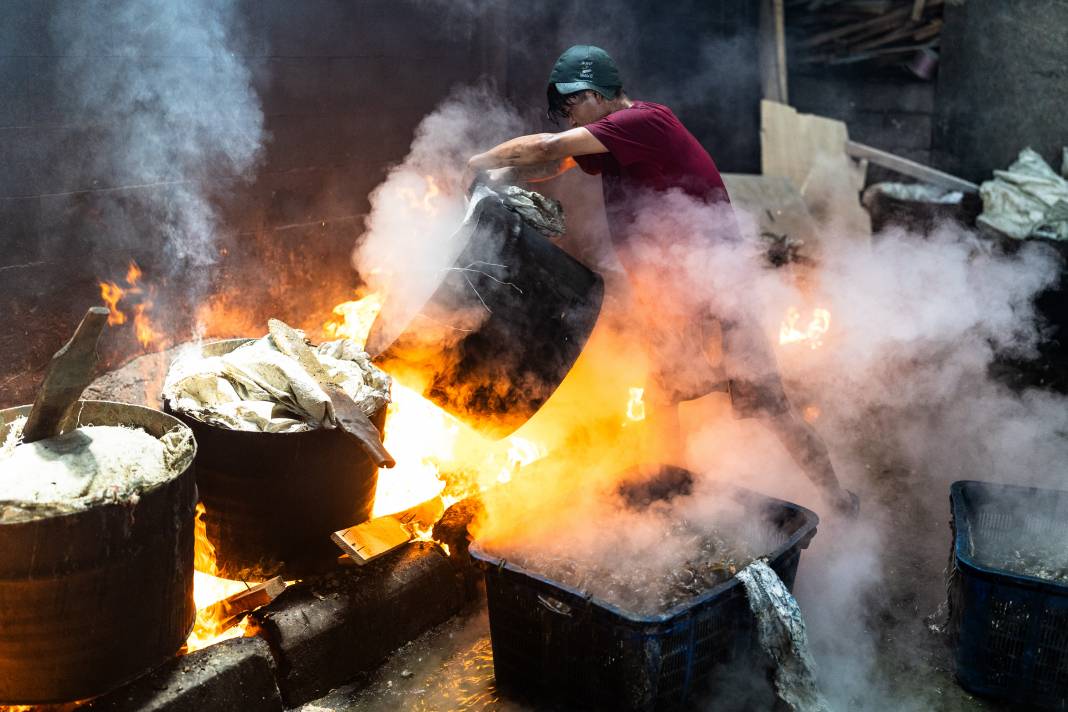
left=164, top=339, right=387, bottom=579
left=366, top=191, right=604, bottom=439
left=0, top=400, right=196, bottom=704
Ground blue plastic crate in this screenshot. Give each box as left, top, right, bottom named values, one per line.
left=470, top=485, right=818, bottom=711
left=949, top=480, right=1068, bottom=710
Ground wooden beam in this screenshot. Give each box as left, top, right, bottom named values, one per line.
left=913, top=18, right=943, bottom=41
left=911, top=0, right=927, bottom=22
left=803, top=5, right=911, bottom=47
left=759, top=0, right=789, bottom=103
left=845, top=141, right=979, bottom=192
left=852, top=23, right=925, bottom=52
left=803, top=0, right=943, bottom=48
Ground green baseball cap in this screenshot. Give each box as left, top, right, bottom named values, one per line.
left=548, top=45, right=621, bottom=98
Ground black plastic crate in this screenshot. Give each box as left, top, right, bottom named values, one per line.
left=470, top=486, right=818, bottom=711
left=948, top=480, right=1068, bottom=710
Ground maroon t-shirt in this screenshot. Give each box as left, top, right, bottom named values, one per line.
left=574, top=101, right=733, bottom=245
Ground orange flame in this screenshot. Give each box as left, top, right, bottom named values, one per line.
left=399, top=175, right=442, bottom=216
left=323, top=292, right=384, bottom=348
left=186, top=502, right=258, bottom=652
left=497, top=437, right=545, bottom=485
left=779, top=306, right=831, bottom=349
left=98, top=260, right=162, bottom=349
left=528, top=156, right=578, bottom=184
left=100, top=281, right=127, bottom=325
left=126, top=261, right=143, bottom=285
left=320, top=292, right=551, bottom=519
left=421, top=175, right=440, bottom=212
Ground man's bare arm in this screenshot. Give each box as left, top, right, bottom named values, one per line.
left=487, top=157, right=579, bottom=185
left=468, top=129, right=607, bottom=172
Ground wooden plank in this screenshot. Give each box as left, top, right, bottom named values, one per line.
left=845, top=141, right=979, bottom=192
left=913, top=18, right=943, bottom=41
left=331, top=516, right=414, bottom=565
left=760, top=100, right=871, bottom=244
left=22, top=307, right=109, bottom=443
left=775, top=0, right=788, bottom=103
left=851, top=22, right=925, bottom=52
left=911, top=0, right=927, bottom=22
left=802, top=5, right=911, bottom=47
left=216, top=577, right=286, bottom=625
left=761, top=100, right=861, bottom=193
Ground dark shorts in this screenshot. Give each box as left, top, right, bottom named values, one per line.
left=646, top=312, right=790, bottom=419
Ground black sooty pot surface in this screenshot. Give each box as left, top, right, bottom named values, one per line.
left=0, top=400, right=197, bottom=705
left=366, top=192, right=604, bottom=439
left=164, top=339, right=387, bottom=580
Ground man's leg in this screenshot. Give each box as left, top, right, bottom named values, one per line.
left=720, top=315, right=858, bottom=516
left=762, top=405, right=858, bottom=515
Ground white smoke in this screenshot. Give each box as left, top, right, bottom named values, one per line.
left=353, top=85, right=526, bottom=348
left=351, top=70, right=1068, bottom=707
left=50, top=0, right=264, bottom=272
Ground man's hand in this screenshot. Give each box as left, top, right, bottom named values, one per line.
left=460, top=159, right=487, bottom=196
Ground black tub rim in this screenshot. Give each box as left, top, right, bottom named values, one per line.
left=0, top=399, right=197, bottom=526
left=470, top=483, right=819, bottom=625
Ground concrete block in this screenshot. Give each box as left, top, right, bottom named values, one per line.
left=85, top=637, right=283, bottom=712
left=248, top=541, right=463, bottom=706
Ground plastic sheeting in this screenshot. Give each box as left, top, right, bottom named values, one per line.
left=979, top=147, right=1068, bottom=241
left=164, top=332, right=390, bottom=433
left=738, top=559, right=831, bottom=712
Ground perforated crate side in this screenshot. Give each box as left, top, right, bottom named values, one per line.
left=949, top=480, right=1068, bottom=710
left=475, top=489, right=816, bottom=711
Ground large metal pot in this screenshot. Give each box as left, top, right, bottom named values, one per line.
left=164, top=339, right=387, bottom=580
left=366, top=192, right=604, bottom=439
left=0, top=400, right=196, bottom=704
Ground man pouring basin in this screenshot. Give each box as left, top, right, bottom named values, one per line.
left=465, top=45, right=858, bottom=517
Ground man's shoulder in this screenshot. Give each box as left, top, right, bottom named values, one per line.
left=605, top=101, right=680, bottom=127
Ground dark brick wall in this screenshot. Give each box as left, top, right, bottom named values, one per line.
left=503, top=0, right=762, bottom=174
left=789, top=72, right=936, bottom=186
left=934, top=0, right=1068, bottom=184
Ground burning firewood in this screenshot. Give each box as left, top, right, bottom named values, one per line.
left=201, top=576, right=287, bottom=629
left=332, top=516, right=415, bottom=565
left=332, top=496, right=450, bottom=565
